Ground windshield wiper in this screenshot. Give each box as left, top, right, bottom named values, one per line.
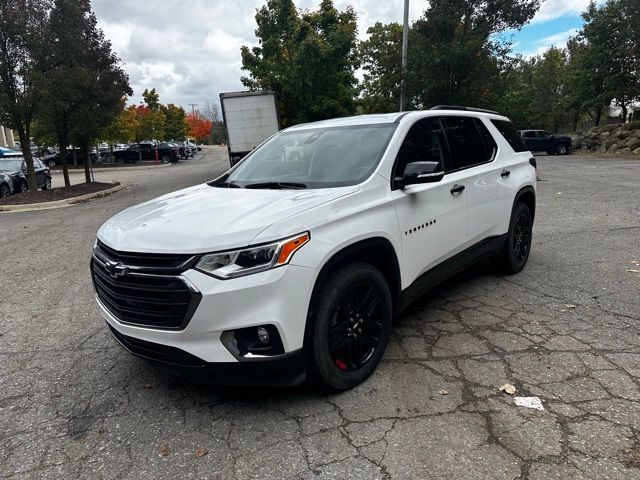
left=216, top=180, right=241, bottom=188
left=244, top=181, right=308, bottom=190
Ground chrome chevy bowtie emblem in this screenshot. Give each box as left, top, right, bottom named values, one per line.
left=104, top=259, right=129, bottom=278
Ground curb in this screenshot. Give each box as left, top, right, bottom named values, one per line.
left=50, top=162, right=174, bottom=174
left=0, top=183, right=128, bottom=213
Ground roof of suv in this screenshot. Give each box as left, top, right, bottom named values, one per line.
left=286, top=109, right=509, bottom=131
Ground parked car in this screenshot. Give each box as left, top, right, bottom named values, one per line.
left=518, top=129, right=572, bottom=155
left=91, top=106, right=536, bottom=390
left=0, top=172, right=14, bottom=198
left=0, top=146, right=23, bottom=158
left=112, top=142, right=179, bottom=163
left=14, top=141, right=40, bottom=157
left=42, top=148, right=90, bottom=167
left=168, top=141, right=189, bottom=159
left=0, top=157, right=52, bottom=193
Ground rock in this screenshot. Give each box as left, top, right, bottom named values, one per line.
left=614, top=129, right=629, bottom=139
left=599, top=131, right=611, bottom=139
left=628, top=122, right=640, bottom=131
left=633, top=147, right=640, bottom=155
left=624, top=137, right=640, bottom=150
left=617, top=148, right=632, bottom=155
left=608, top=143, right=619, bottom=152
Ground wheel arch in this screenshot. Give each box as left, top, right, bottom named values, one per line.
left=514, top=185, right=536, bottom=221
left=303, top=237, right=402, bottom=346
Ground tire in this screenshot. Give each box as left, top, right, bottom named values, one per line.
left=47, top=160, right=56, bottom=168
left=309, top=262, right=393, bottom=391
left=19, top=179, right=28, bottom=193
left=161, top=154, right=170, bottom=163
left=42, top=176, right=52, bottom=191
left=494, top=203, right=533, bottom=274
left=555, top=143, right=568, bottom=155
left=0, top=182, right=10, bottom=198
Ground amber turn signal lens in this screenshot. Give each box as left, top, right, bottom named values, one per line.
left=276, top=233, right=310, bottom=265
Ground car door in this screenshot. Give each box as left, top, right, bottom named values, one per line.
left=391, top=117, right=468, bottom=287
left=33, top=159, right=45, bottom=187
left=443, top=117, right=512, bottom=243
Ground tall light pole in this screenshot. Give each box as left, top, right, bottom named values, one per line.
left=188, top=103, right=198, bottom=116
left=399, top=0, right=409, bottom=111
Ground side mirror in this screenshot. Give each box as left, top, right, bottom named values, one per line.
left=394, top=161, right=445, bottom=189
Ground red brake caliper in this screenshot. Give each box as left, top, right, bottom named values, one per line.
left=335, top=359, right=348, bottom=371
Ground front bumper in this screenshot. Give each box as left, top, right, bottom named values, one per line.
left=96, top=264, right=317, bottom=384
left=107, top=323, right=306, bottom=386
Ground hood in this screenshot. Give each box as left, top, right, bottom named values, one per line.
left=98, top=183, right=358, bottom=253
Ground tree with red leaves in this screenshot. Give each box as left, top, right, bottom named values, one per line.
left=185, top=114, right=212, bottom=142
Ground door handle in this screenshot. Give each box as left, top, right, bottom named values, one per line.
left=501, top=169, right=511, bottom=178
left=450, top=184, right=465, bottom=195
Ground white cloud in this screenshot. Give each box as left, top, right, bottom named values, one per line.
left=531, top=0, right=595, bottom=23
left=522, top=27, right=578, bottom=56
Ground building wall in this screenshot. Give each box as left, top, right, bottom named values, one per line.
left=1, top=125, right=16, bottom=148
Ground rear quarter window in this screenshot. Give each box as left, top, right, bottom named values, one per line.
left=491, top=120, right=529, bottom=152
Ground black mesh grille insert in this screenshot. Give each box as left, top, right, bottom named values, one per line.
left=91, top=256, right=201, bottom=330
left=96, top=240, right=194, bottom=272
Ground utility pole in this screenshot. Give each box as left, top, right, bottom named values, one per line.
left=399, top=0, right=409, bottom=112
left=188, top=103, right=198, bottom=116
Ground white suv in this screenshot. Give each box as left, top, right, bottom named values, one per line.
left=91, top=106, right=536, bottom=390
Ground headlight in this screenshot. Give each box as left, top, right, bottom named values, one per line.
left=195, top=232, right=310, bottom=279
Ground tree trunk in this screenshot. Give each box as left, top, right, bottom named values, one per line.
left=58, top=133, right=71, bottom=188
left=82, top=142, right=91, bottom=183
left=621, top=101, right=628, bottom=123
left=16, top=124, right=38, bottom=191
left=594, top=107, right=603, bottom=126
left=137, top=141, right=142, bottom=163
left=571, top=111, right=579, bottom=132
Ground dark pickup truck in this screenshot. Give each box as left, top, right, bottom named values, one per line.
left=112, top=143, right=179, bottom=163
left=518, top=130, right=572, bottom=155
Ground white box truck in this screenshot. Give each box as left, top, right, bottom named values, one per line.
left=219, top=90, right=281, bottom=166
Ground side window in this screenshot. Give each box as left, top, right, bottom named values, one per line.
left=491, top=119, right=528, bottom=152
left=523, top=131, right=535, bottom=138
left=474, top=119, right=497, bottom=161
left=394, top=118, right=445, bottom=176
left=441, top=116, right=491, bottom=171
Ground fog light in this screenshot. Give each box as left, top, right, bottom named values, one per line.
left=257, top=326, right=270, bottom=345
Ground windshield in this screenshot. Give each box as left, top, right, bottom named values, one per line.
left=220, top=124, right=396, bottom=189
left=0, top=159, right=24, bottom=172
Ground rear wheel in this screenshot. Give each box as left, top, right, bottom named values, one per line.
left=0, top=182, right=10, bottom=198
left=19, top=179, right=28, bottom=193
left=42, top=176, right=52, bottom=191
left=494, top=203, right=533, bottom=274
left=161, top=154, right=170, bottom=163
left=310, top=262, right=392, bottom=391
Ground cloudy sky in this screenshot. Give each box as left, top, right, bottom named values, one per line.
left=92, top=0, right=594, bottom=110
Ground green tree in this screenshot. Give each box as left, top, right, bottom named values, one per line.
left=358, top=22, right=403, bottom=113
left=241, top=0, right=359, bottom=126
left=38, top=0, right=130, bottom=187
left=142, top=88, right=160, bottom=110
left=0, top=0, right=51, bottom=190
left=407, top=0, right=539, bottom=108
left=162, top=103, right=186, bottom=140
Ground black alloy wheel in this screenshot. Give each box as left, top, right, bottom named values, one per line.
left=512, top=209, right=532, bottom=265
left=19, top=179, right=28, bottom=193
left=0, top=182, right=9, bottom=198
left=310, top=262, right=392, bottom=391
left=556, top=144, right=568, bottom=155
left=494, top=202, right=533, bottom=274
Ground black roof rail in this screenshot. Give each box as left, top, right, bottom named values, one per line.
left=429, top=105, right=500, bottom=115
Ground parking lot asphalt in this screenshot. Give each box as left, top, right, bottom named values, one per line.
left=1, top=148, right=640, bottom=479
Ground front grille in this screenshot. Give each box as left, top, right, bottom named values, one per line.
left=107, top=324, right=205, bottom=366
left=95, top=240, right=195, bottom=273
left=91, top=243, right=201, bottom=330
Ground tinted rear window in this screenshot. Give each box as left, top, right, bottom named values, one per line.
left=492, top=120, right=529, bottom=152
left=441, top=117, right=492, bottom=171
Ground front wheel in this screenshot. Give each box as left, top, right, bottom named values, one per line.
left=555, top=143, right=569, bottom=155
left=0, top=182, right=10, bottom=198
left=42, top=176, right=52, bottom=191
left=19, top=179, right=28, bottom=193
left=309, top=262, right=392, bottom=391
left=494, top=203, right=533, bottom=274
